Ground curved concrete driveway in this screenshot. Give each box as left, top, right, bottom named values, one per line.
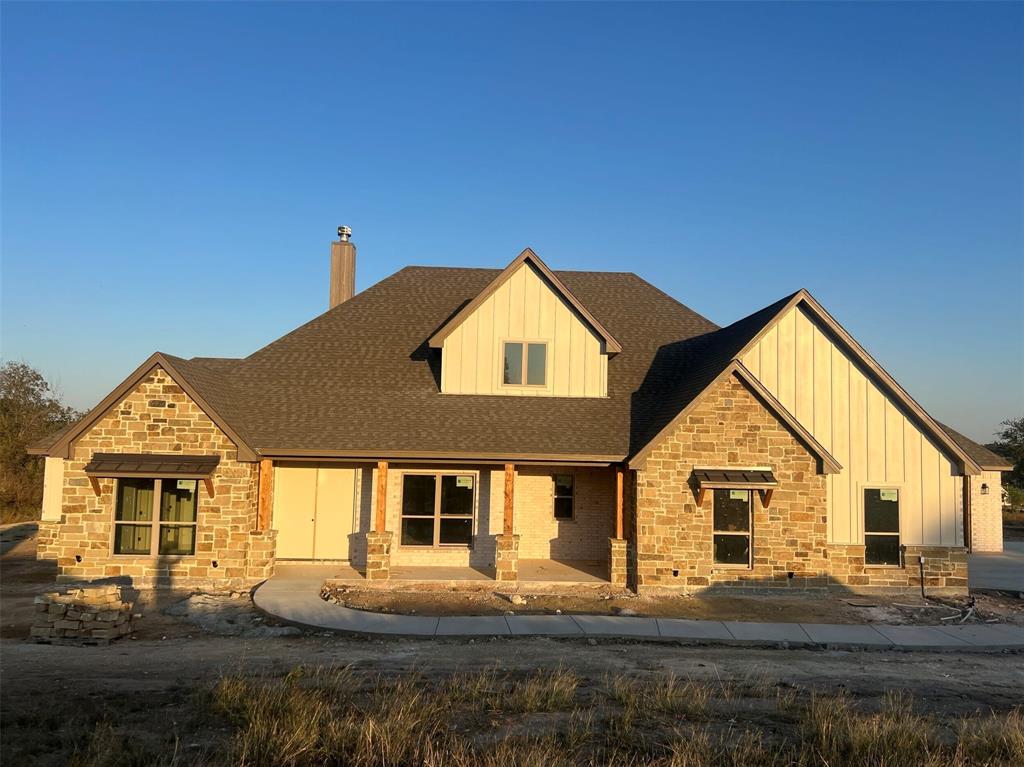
left=254, top=571, right=1024, bottom=652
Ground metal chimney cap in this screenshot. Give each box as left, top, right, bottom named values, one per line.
left=337, top=225, right=352, bottom=242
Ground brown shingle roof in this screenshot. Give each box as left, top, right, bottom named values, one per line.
left=199, top=266, right=718, bottom=459
left=938, top=423, right=1013, bottom=471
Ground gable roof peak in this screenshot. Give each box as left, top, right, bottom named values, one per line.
left=427, top=247, right=623, bottom=354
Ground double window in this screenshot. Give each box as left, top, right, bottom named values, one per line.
left=864, top=488, right=901, bottom=566
left=113, top=478, right=198, bottom=556
left=553, top=474, right=575, bottom=520
left=503, top=341, right=547, bottom=387
left=713, top=489, right=751, bottom=566
left=400, top=473, right=475, bottom=547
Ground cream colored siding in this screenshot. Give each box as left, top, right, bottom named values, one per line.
left=440, top=261, right=608, bottom=397
left=41, top=457, right=65, bottom=522
left=742, top=304, right=963, bottom=547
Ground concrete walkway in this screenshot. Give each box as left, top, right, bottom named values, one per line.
left=254, top=572, right=1024, bottom=652
left=969, top=542, right=1024, bottom=593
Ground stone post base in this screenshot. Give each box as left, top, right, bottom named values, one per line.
left=365, top=531, right=393, bottom=581
left=246, top=529, right=278, bottom=581
left=495, top=534, right=520, bottom=582
left=609, top=537, right=627, bottom=586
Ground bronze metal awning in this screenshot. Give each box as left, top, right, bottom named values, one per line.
left=83, top=453, right=220, bottom=497
left=84, top=453, right=220, bottom=479
left=693, top=468, right=777, bottom=489
left=693, top=468, right=778, bottom=507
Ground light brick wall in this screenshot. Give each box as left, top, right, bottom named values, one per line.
left=515, top=466, right=612, bottom=561
left=355, top=463, right=614, bottom=569
left=970, top=470, right=1004, bottom=553
left=43, top=367, right=273, bottom=589
left=633, top=374, right=968, bottom=594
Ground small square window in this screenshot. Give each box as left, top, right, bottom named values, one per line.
left=502, top=341, right=547, bottom=387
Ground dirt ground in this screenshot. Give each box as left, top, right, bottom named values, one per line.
left=3, top=523, right=1024, bottom=765
left=324, top=581, right=1024, bottom=626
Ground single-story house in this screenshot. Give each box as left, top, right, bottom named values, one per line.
left=30, top=230, right=1011, bottom=593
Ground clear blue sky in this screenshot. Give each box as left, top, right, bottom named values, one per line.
left=2, top=2, right=1021, bottom=443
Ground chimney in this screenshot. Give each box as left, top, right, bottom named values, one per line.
left=329, top=225, right=356, bottom=308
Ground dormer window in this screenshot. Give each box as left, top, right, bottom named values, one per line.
left=503, top=341, right=547, bottom=387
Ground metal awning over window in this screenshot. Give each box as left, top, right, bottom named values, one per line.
left=84, top=453, right=219, bottom=479
left=84, top=453, right=220, bottom=497
left=693, top=468, right=777, bottom=507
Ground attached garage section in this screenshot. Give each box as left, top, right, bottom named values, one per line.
left=273, top=462, right=358, bottom=560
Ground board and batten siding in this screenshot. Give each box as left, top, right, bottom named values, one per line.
left=440, top=261, right=608, bottom=397
left=741, top=304, right=963, bottom=548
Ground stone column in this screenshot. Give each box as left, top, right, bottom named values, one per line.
left=494, top=533, right=520, bottom=582
left=365, top=531, right=393, bottom=581
left=245, top=529, right=278, bottom=582
left=609, top=537, right=627, bottom=586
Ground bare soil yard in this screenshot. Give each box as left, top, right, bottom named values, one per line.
left=323, top=581, right=1024, bottom=626
left=3, top=524, right=1023, bottom=765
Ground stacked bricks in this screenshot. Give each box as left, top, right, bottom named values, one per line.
left=365, top=531, right=393, bottom=581
left=31, top=585, right=135, bottom=644
left=494, top=533, right=520, bottom=581
left=609, top=538, right=627, bottom=586
left=828, top=545, right=968, bottom=594
left=970, top=470, right=1005, bottom=553
left=42, top=367, right=275, bottom=589
left=634, top=374, right=831, bottom=593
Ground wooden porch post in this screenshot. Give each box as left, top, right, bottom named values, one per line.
left=615, top=466, right=624, bottom=540
left=256, top=459, right=273, bottom=532
left=375, top=461, right=389, bottom=533
left=503, top=463, right=515, bottom=535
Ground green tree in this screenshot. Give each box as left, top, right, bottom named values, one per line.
left=986, top=415, right=1024, bottom=490
left=0, top=361, right=81, bottom=522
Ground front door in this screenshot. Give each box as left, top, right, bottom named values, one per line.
left=273, top=462, right=355, bottom=559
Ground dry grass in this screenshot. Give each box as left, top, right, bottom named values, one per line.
left=32, top=665, right=1024, bottom=766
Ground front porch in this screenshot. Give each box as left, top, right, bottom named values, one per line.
left=277, top=558, right=609, bottom=587
left=351, top=461, right=630, bottom=586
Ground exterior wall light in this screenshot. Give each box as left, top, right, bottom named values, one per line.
left=980, top=483, right=990, bottom=495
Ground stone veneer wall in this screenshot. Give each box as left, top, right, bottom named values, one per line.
left=633, top=375, right=968, bottom=594
left=970, top=470, right=1004, bottom=553
left=36, top=520, right=61, bottom=560
left=635, top=375, right=830, bottom=592
left=46, top=367, right=274, bottom=589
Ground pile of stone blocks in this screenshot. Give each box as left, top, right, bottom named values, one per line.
left=31, top=585, right=135, bottom=645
